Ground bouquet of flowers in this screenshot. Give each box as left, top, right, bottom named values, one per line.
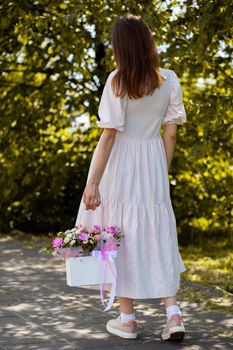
left=47, top=224, right=124, bottom=259
left=47, top=224, right=124, bottom=312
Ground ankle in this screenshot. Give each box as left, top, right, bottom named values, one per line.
left=165, top=304, right=182, bottom=320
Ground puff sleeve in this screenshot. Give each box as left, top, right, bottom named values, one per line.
left=96, top=70, right=128, bottom=132
left=162, top=70, right=187, bottom=125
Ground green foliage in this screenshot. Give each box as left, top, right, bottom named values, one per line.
left=162, top=0, right=233, bottom=238
left=0, top=0, right=232, bottom=237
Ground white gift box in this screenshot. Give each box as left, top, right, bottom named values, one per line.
left=66, top=255, right=116, bottom=286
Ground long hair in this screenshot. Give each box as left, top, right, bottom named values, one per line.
left=111, top=14, right=164, bottom=99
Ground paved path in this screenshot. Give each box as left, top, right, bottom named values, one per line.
left=0, top=236, right=232, bottom=350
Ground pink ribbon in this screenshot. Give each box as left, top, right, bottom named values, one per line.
left=91, top=246, right=118, bottom=312
left=100, top=244, right=117, bottom=299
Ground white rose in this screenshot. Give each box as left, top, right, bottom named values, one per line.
left=67, top=233, right=73, bottom=239
left=64, top=237, right=70, bottom=244
left=70, top=239, right=76, bottom=246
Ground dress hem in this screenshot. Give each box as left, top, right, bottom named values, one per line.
left=77, top=285, right=180, bottom=300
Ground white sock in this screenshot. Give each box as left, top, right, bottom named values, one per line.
left=120, top=312, right=136, bottom=323
left=166, top=305, right=182, bottom=320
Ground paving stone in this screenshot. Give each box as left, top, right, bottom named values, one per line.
left=3, top=342, right=76, bottom=350
left=0, top=237, right=232, bottom=350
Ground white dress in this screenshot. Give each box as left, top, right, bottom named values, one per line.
left=75, top=67, right=187, bottom=299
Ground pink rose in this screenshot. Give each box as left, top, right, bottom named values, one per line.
left=93, top=224, right=102, bottom=230
left=106, top=226, right=118, bottom=235
left=52, top=237, right=63, bottom=248
left=89, top=228, right=96, bottom=234
left=79, top=232, right=89, bottom=241
left=94, top=234, right=101, bottom=241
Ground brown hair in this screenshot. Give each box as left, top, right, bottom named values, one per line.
left=111, top=13, right=164, bottom=100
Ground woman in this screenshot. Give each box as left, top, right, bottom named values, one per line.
left=76, top=13, right=187, bottom=341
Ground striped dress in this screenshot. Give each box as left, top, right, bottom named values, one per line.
left=75, top=67, right=187, bottom=298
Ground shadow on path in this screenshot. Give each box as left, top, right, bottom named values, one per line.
left=0, top=236, right=232, bottom=350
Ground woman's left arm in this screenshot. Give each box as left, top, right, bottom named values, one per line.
left=83, top=128, right=117, bottom=210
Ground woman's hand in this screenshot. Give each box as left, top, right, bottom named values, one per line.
left=83, top=181, right=101, bottom=210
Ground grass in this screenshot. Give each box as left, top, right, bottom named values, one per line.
left=178, top=238, right=233, bottom=315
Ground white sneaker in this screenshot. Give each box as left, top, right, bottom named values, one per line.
left=161, top=314, right=185, bottom=341
left=106, top=315, right=138, bottom=339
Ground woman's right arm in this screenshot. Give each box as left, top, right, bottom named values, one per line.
left=162, top=123, right=177, bottom=171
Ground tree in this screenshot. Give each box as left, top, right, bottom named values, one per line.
left=0, top=0, right=232, bottom=239
left=162, top=0, right=233, bottom=241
